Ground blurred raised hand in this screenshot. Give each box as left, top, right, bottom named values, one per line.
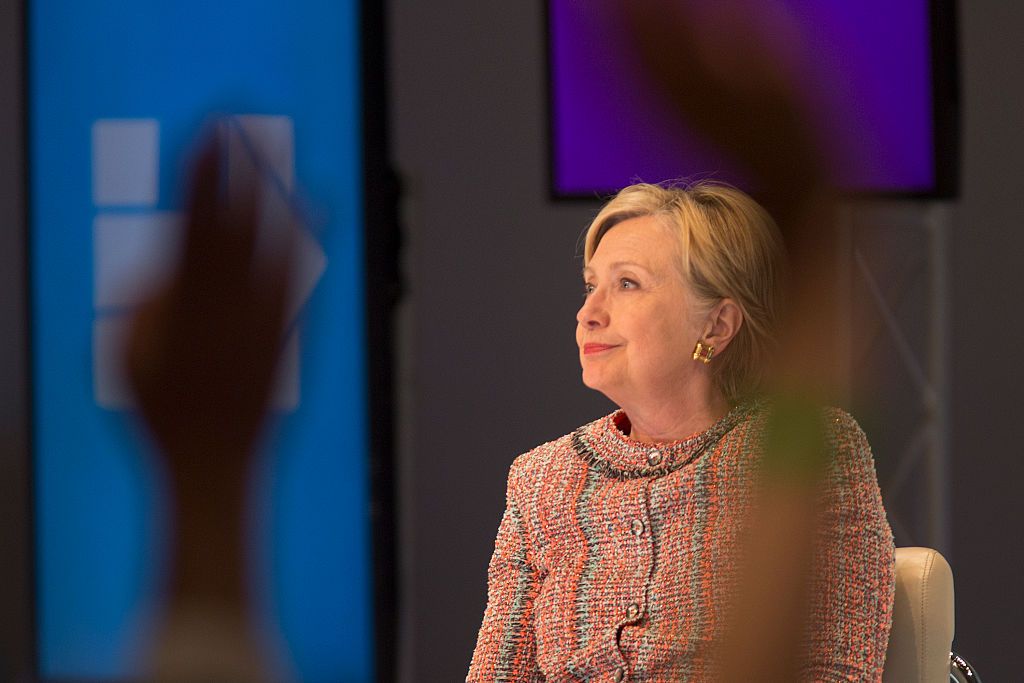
left=126, top=135, right=295, bottom=475
left=125, top=131, right=296, bottom=682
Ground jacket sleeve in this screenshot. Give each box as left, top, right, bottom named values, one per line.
left=466, top=467, right=545, bottom=682
left=802, top=411, right=895, bottom=682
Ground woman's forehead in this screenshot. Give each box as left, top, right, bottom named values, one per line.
left=589, top=216, right=680, bottom=270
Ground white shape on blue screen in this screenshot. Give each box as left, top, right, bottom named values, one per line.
left=92, top=315, right=134, bottom=409
left=93, top=212, right=183, bottom=310
left=92, top=119, right=159, bottom=207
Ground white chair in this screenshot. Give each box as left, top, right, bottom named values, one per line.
left=882, top=547, right=981, bottom=682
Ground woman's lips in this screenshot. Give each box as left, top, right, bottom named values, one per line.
left=583, top=343, right=618, bottom=355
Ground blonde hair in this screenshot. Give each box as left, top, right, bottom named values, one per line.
left=583, top=181, right=786, bottom=404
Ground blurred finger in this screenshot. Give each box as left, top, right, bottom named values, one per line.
left=178, top=136, right=223, bottom=291
left=178, top=129, right=263, bottom=306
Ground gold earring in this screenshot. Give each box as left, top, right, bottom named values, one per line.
left=693, top=341, right=714, bottom=364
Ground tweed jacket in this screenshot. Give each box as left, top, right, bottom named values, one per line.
left=467, top=403, right=895, bottom=682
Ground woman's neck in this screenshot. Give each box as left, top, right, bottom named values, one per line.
left=622, top=389, right=731, bottom=444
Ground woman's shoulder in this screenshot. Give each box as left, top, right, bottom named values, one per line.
left=820, top=405, right=865, bottom=434
left=743, top=400, right=871, bottom=446
left=505, top=415, right=608, bottom=494
left=818, top=406, right=874, bottom=463
left=819, top=407, right=881, bottom=483
left=733, top=400, right=875, bottom=470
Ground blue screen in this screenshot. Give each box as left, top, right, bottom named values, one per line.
left=29, top=1, right=372, bottom=680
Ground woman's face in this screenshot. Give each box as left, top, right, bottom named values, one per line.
left=576, top=215, right=708, bottom=408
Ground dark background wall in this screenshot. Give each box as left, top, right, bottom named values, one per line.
left=949, top=0, right=1024, bottom=673
left=390, top=1, right=1024, bottom=681
left=389, top=0, right=610, bottom=676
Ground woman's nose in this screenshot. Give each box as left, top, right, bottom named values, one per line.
left=576, top=291, right=608, bottom=329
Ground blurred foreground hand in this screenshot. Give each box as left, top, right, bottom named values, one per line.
left=125, top=132, right=296, bottom=682
left=622, top=2, right=847, bottom=681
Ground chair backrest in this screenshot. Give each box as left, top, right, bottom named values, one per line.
left=883, top=547, right=955, bottom=683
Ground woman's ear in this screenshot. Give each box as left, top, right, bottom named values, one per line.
left=703, top=299, right=743, bottom=353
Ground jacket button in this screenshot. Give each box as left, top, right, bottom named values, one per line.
left=613, top=666, right=624, bottom=682
left=626, top=603, right=640, bottom=620
left=630, top=519, right=645, bottom=536
left=647, top=450, right=662, bottom=466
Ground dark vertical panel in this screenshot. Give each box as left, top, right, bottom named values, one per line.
left=361, top=0, right=401, bottom=680
left=931, top=0, right=960, bottom=197
left=0, top=0, right=34, bottom=679
left=950, top=1, right=1024, bottom=678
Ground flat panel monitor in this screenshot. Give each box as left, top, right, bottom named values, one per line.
left=28, top=2, right=376, bottom=680
left=547, top=0, right=957, bottom=198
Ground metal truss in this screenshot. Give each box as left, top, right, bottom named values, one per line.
left=839, top=202, right=953, bottom=557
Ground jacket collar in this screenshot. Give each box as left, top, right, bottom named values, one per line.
left=572, top=401, right=759, bottom=479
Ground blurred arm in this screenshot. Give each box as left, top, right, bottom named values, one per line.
left=126, top=134, right=295, bottom=681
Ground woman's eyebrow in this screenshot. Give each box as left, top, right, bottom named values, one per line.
left=582, top=261, right=652, bottom=276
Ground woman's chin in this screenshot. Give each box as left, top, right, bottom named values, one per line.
left=580, top=369, right=614, bottom=395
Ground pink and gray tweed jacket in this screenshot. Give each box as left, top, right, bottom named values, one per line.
left=467, top=402, right=895, bottom=682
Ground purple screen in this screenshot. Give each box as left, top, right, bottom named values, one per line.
left=549, top=0, right=935, bottom=195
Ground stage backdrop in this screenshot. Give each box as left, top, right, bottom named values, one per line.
left=29, top=1, right=372, bottom=680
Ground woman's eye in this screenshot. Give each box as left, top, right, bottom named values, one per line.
left=582, top=283, right=595, bottom=296
left=620, top=278, right=638, bottom=289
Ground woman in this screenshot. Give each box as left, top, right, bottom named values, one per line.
left=466, top=182, right=894, bottom=682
